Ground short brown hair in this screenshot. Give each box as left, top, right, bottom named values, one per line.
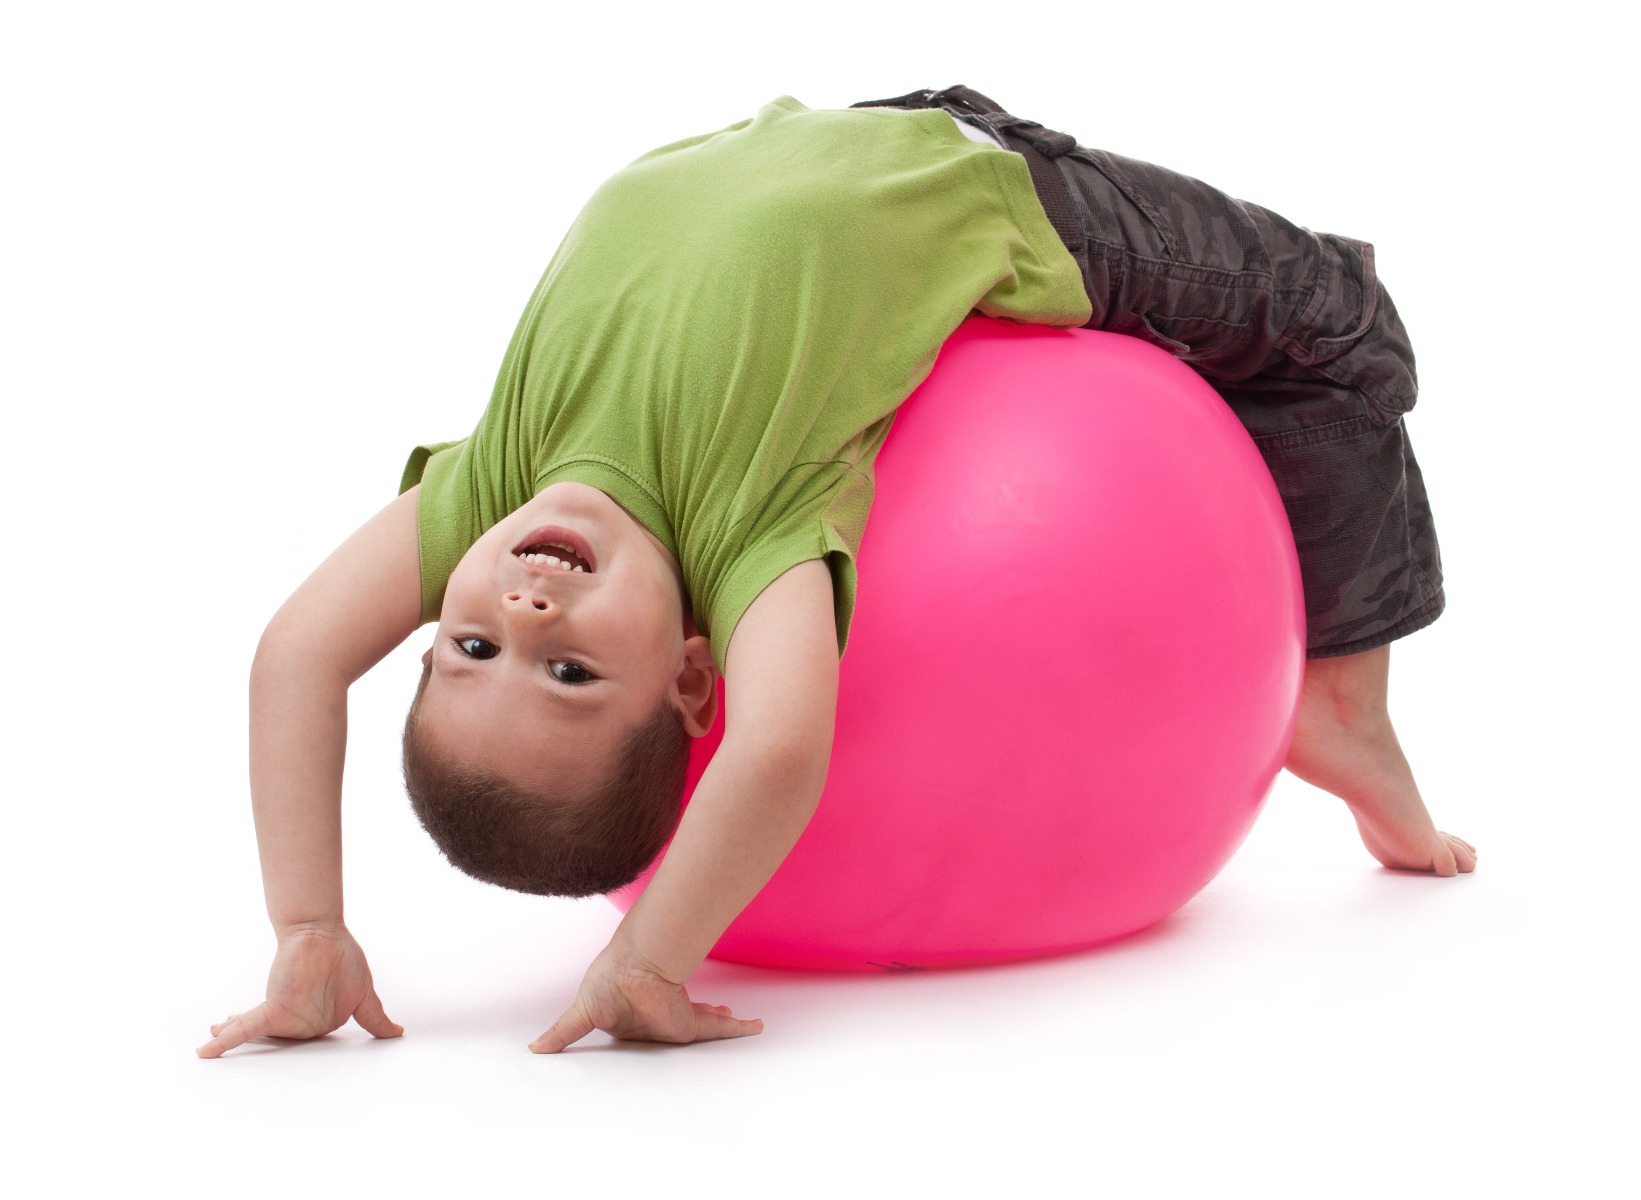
left=401, top=663, right=691, bottom=897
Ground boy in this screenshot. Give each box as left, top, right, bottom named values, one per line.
left=198, top=87, right=1474, bottom=1060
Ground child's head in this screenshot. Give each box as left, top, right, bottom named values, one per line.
left=402, top=483, right=718, bottom=896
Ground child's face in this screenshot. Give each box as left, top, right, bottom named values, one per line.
left=415, top=482, right=711, bottom=790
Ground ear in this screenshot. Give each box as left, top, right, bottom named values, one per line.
left=671, top=634, right=720, bottom=738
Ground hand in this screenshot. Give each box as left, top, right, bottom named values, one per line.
left=197, top=924, right=403, bottom=1058
left=529, top=946, right=762, bottom=1053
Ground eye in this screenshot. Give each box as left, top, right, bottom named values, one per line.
left=550, top=661, right=595, bottom=685
left=453, top=636, right=499, bottom=660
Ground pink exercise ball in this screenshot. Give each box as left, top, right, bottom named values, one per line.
left=614, top=316, right=1304, bottom=970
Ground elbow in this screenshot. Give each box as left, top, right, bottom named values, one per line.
left=749, top=726, right=836, bottom=809
left=796, top=725, right=836, bottom=799
left=252, top=611, right=302, bottom=680
left=250, top=612, right=346, bottom=695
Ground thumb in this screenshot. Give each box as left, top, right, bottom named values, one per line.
left=353, top=987, right=405, bottom=1039
left=530, top=1005, right=596, bottom=1054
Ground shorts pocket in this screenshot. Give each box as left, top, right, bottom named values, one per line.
left=1284, top=236, right=1419, bottom=424
left=1130, top=313, right=1191, bottom=356
left=1287, top=236, right=1379, bottom=368
left=1131, top=312, right=1280, bottom=383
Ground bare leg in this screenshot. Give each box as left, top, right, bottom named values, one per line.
left=1283, top=644, right=1476, bottom=875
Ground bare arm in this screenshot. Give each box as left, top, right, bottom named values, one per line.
left=249, top=486, right=425, bottom=932
left=198, top=487, right=424, bottom=1057
left=615, top=557, right=839, bottom=978
left=530, top=558, right=839, bottom=1051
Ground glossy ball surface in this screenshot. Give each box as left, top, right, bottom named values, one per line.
left=615, top=318, right=1304, bottom=970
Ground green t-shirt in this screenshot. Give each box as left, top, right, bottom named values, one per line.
left=402, top=96, right=1092, bottom=674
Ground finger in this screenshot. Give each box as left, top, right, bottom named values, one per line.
left=209, top=1013, right=241, bottom=1037
left=529, top=1005, right=597, bottom=1054
left=196, top=1004, right=275, bottom=1059
left=689, top=1006, right=764, bottom=1043
left=352, top=987, right=405, bottom=1040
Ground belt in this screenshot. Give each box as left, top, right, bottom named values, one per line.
left=849, top=85, right=1085, bottom=254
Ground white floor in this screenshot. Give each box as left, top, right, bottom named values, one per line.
left=5, top=4, right=1635, bottom=1196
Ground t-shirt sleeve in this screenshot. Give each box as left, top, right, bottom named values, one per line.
left=400, top=438, right=481, bottom=625
left=971, top=150, right=1093, bottom=329
left=700, top=462, right=871, bottom=677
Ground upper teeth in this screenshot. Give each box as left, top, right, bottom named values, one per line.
left=520, top=542, right=585, bottom=571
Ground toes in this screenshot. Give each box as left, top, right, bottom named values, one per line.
left=1431, top=841, right=1458, bottom=877
left=1443, top=832, right=1478, bottom=873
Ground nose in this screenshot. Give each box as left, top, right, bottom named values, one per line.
left=501, top=589, right=558, bottom=621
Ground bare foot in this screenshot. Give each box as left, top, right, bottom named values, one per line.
left=1283, top=645, right=1476, bottom=876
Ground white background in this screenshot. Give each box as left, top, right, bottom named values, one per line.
left=4, top=1, right=1635, bottom=1195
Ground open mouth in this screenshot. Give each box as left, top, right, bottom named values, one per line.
left=512, top=525, right=595, bottom=573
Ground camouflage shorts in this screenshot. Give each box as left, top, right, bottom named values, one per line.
left=857, top=87, right=1446, bottom=658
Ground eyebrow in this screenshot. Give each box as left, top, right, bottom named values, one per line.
left=435, top=655, right=609, bottom=715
